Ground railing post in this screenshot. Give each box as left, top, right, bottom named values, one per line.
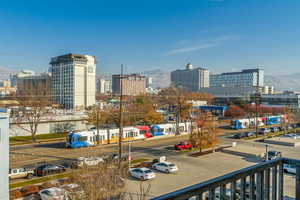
left=271, top=166, right=277, bottom=200
left=230, top=181, right=236, bottom=200
left=296, top=166, right=300, bottom=200
left=220, top=184, right=226, bottom=200
left=249, top=174, right=255, bottom=200
left=278, top=162, right=284, bottom=200
left=257, top=170, right=264, bottom=200
left=209, top=188, right=215, bottom=200
left=240, top=177, right=246, bottom=200
left=264, top=168, right=270, bottom=200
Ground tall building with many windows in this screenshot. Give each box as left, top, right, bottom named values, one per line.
left=170, top=63, right=209, bottom=91
left=96, top=79, right=112, bottom=94
left=50, top=54, right=96, bottom=109
left=112, top=74, right=146, bottom=96
left=210, top=68, right=264, bottom=88
left=0, top=108, right=9, bottom=200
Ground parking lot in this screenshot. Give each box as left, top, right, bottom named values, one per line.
left=126, top=144, right=297, bottom=199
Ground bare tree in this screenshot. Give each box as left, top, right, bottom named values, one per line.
left=12, top=81, right=52, bottom=142
left=69, top=162, right=151, bottom=200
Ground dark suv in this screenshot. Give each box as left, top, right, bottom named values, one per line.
left=35, top=164, right=66, bottom=176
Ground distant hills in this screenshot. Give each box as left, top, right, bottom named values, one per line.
left=0, top=66, right=16, bottom=80
left=265, top=73, right=300, bottom=92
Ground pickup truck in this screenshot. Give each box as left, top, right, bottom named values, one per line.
left=71, top=157, right=104, bottom=169
left=9, top=168, right=34, bottom=179
left=174, top=141, right=193, bottom=150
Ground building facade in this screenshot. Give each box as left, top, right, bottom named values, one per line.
left=50, top=54, right=96, bottom=109
left=210, top=68, right=264, bottom=88
left=17, top=72, right=51, bottom=98
left=0, top=108, right=9, bottom=200
left=171, top=63, right=209, bottom=91
left=259, top=93, right=300, bottom=109
left=96, top=79, right=111, bottom=94
left=112, top=74, right=146, bottom=96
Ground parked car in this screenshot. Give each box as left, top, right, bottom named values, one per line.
left=39, top=187, right=69, bottom=200
left=259, top=128, right=271, bottom=135
left=71, top=156, right=104, bottom=169
left=279, top=126, right=286, bottom=132
left=9, top=168, right=34, bottom=180
left=204, top=188, right=240, bottom=200
left=128, top=167, right=156, bottom=180
left=245, top=132, right=256, bottom=137
left=233, top=132, right=247, bottom=139
left=291, top=124, right=298, bottom=129
left=152, top=161, right=178, bottom=173
left=281, top=133, right=300, bottom=139
left=283, top=164, right=296, bottom=174
left=270, top=127, right=279, bottom=133
left=35, top=164, right=66, bottom=176
left=263, top=151, right=282, bottom=161
left=105, top=153, right=132, bottom=163
left=174, top=141, right=192, bottom=150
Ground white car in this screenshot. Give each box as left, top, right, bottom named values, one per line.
left=282, top=134, right=300, bottom=139
left=152, top=162, right=178, bottom=173
left=39, top=187, right=69, bottom=200
left=72, top=156, right=104, bottom=168
left=284, top=164, right=296, bottom=174
left=129, top=167, right=156, bottom=180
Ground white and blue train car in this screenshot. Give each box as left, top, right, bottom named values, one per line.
left=66, top=127, right=144, bottom=148
left=66, top=130, right=97, bottom=148
left=231, top=118, right=264, bottom=130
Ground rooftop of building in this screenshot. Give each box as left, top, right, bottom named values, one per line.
left=50, top=53, right=96, bottom=64
left=172, top=63, right=208, bottom=72
left=112, top=73, right=146, bottom=78
left=211, top=68, right=263, bottom=76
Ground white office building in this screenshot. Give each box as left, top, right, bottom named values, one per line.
left=171, top=63, right=209, bottom=91
left=97, top=79, right=111, bottom=94
left=210, top=69, right=264, bottom=88
left=0, top=108, right=9, bottom=200
left=50, top=54, right=96, bottom=109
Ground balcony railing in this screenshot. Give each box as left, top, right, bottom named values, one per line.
left=151, top=157, right=300, bottom=200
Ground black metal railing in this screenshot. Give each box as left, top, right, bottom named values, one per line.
left=151, top=158, right=300, bottom=200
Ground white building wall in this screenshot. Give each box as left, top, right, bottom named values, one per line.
left=74, top=65, right=85, bottom=109
left=85, top=55, right=96, bottom=107
left=0, top=109, right=9, bottom=200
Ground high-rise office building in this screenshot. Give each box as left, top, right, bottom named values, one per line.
left=210, top=68, right=264, bottom=88
left=17, top=72, right=51, bottom=98
left=50, top=54, right=96, bottom=109
left=170, top=63, right=209, bottom=91
left=0, top=108, right=9, bottom=200
left=112, top=74, right=146, bottom=96
left=97, top=79, right=112, bottom=94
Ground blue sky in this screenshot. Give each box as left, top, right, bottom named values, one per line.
left=1, top=0, right=300, bottom=75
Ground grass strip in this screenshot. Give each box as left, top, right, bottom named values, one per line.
left=10, top=133, right=68, bottom=143
left=9, top=172, right=72, bottom=190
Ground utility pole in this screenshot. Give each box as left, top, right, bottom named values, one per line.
left=118, top=64, right=124, bottom=168
left=255, top=68, right=260, bottom=137
left=96, top=108, right=100, bottom=144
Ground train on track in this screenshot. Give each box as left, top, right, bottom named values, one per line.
left=66, top=123, right=191, bottom=148
left=231, top=115, right=285, bottom=129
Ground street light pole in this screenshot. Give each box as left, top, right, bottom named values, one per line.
left=128, top=140, right=132, bottom=169
left=265, top=144, right=269, bottom=161
left=118, top=64, right=124, bottom=168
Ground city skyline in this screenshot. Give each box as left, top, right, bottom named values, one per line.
left=2, top=0, right=300, bottom=76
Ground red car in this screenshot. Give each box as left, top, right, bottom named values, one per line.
left=174, top=141, right=192, bottom=150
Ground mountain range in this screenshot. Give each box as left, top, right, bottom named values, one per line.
left=0, top=66, right=16, bottom=80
